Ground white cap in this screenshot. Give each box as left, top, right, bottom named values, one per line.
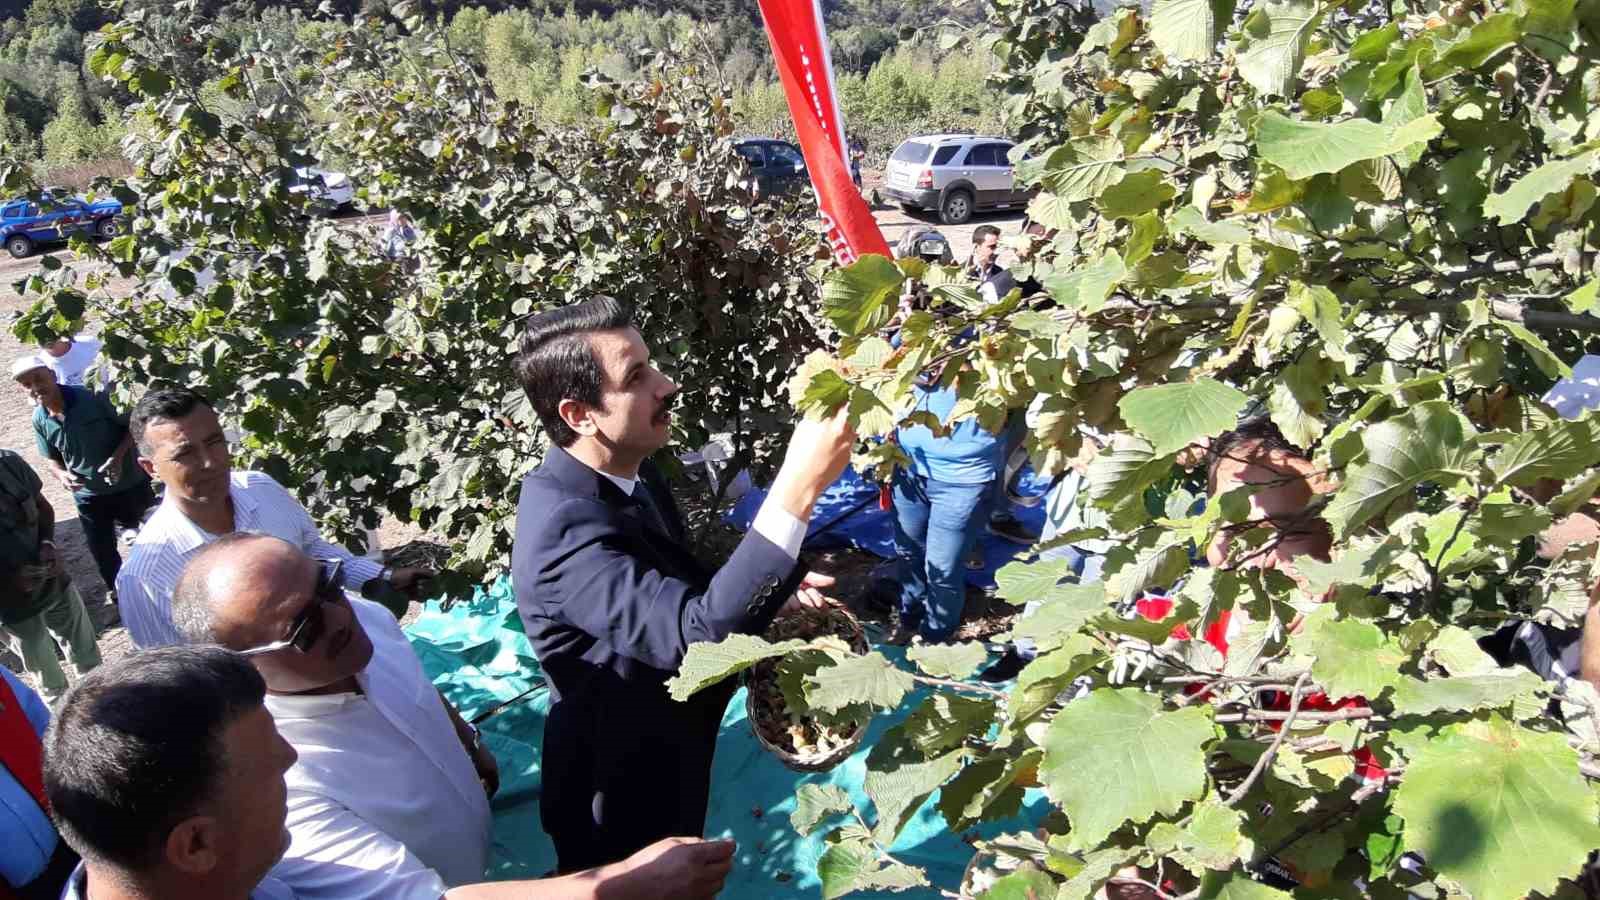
left=10, top=354, right=49, bottom=379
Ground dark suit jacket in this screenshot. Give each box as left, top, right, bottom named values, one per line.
left=511, top=445, right=806, bottom=871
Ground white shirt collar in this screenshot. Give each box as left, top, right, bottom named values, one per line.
left=567, top=455, right=637, bottom=496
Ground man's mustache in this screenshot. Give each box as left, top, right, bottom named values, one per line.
left=655, top=392, right=679, bottom=420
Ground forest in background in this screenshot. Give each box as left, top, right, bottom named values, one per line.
left=0, top=0, right=1004, bottom=185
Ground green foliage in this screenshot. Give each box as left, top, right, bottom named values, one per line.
left=674, top=0, right=1600, bottom=896
left=15, top=1, right=824, bottom=591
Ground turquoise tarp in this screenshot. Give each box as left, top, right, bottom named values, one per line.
left=404, top=578, right=1048, bottom=897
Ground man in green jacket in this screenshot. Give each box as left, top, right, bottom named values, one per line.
left=0, top=447, right=100, bottom=700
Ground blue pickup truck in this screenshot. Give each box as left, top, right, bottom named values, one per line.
left=0, top=192, right=124, bottom=259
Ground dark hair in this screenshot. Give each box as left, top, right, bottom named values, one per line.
left=130, top=387, right=215, bottom=456
left=511, top=296, right=633, bottom=447
left=972, top=224, right=1002, bottom=246
left=1206, top=417, right=1305, bottom=488
left=44, top=646, right=268, bottom=871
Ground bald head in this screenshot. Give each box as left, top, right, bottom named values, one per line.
left=172, top=534, right=375, bottom=694
left=172, top=533, right=307, bottom=647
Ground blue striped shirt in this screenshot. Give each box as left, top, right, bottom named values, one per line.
left=115, top=471, right=384, bottom=648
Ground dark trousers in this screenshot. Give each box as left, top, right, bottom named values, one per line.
left=74, top=482, right=155, bottom=592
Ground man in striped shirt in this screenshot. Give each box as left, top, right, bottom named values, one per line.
left=115, top=388, right=430, bottom=648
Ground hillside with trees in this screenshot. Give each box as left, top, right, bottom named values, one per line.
left=0, top=0, right=999, bottom=184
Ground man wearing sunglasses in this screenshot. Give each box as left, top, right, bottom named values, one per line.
left=168, top=534, right=572, bottom=898
left=46, top=647, right=738, bottom=900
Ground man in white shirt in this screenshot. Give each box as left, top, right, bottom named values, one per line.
left=168, top=533, right=737, bottom=899
left=45, top=645, right=737, bottom=900
left=37, top=334, right=110, bottom=393
left=117, top=387, right=430, bottom=648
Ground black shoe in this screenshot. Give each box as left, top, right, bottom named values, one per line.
left=979, top=649, right=1030, bottom=683
left=987, top=516, right=1037, bottom=545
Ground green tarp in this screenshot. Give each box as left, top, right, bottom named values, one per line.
left=405, top=578, right=1050, bottom=897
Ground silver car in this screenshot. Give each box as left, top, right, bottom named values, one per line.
left=881, top=134, right=1032, bottom=225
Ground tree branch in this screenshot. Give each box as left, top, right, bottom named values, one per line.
left=1224, top=672, right=1312, bottom=807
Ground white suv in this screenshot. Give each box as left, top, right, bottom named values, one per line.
left=881, top=135, right=1031, bottom=225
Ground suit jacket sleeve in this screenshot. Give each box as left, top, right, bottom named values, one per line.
left=521, top=495, right=805, bottom=672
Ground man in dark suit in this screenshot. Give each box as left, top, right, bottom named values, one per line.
left=510, top=296, right=855, bottom=872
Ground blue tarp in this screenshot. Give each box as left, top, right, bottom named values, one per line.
left=724, top=466, right=1056, bottom=589
left=405, top=579, right=1049, bottom=897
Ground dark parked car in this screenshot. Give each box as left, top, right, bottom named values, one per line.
left=734, top=138, right=809, bottom=198
left=0, top=192, right=124, bottom=258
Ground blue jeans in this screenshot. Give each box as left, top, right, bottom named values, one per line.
left=892, top=471, right=990, bottom=643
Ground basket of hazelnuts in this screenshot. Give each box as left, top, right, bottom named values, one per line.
left=744, top=602, right=870, bottom=772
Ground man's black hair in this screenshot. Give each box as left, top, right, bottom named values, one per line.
left=511, top=295, right=634, bottom=448
left=130, top=387, right=215, bottom=457
left=1206, top=417, right=1306, bottom=486
left=972, top=223, right=1002, bottom=246
left=43, top=646, right=268, bottom=871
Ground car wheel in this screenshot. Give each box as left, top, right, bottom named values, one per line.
left=96, top=218, right=119, bottom=238
left=940, top=189, right=973, bottom=225
left=5, top=234, right=32, bottom=259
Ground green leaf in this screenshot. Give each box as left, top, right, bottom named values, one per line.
left=1301, top=606, right=1407, bottom=699
left=937, top=748, right=1041, bottom=830
left=822, top=255, right=904, bottom=337
left=994, top=555, right=1077, bottom=605
left=1235, top=0, right=1322, bottom=97
left=1490, top=416, right=1600, bottom=486
left=1566, top=279, right=1599, bottom=315
left=899, top=693, right=998, bottom=756
left=1497, top=319, right=1570, bottom=378
left=1182, top=799, right=1247, bottom=870
left=1266, top=354, right=1330, bottom=448
left=1042, top=251, right=1126, bottom=313
left=1104, top=539, right=1190, bottom=606
left=1483, top=150, right=1599, bottom=225
left=1255, top=110, right=1443, bottom=180
left=1118, top=379, right=1251, bottom=457
left=805, top=652, right=916, bottom=713
left=1389, top=670, right=1545, bottom=716
left=1037, top=137, right=1126, bottom=201
left=1324, top=401, right=1475, bottom=538
left=1197, top=870, right=1292, bottom=899
left=791, top=784, right=854, bottom=835
left=666, top=634, right=805, bottom=700
left=1149, top=0, right=1231, bottom=61
left=905, top=642, right=989, bottom=679
left=978, top=864, right=1058, bottom=900
left=864, top=748, right=967, bottom=843
left=817, top=830, right=929, bottom=898
left=1438, top=12, right=1522, bottom=69
left=1040, top=688, right=1215, bottom=849
left=1011, top=584, right=1110, bottom=651
left=1099, top=170, right=1178, bottom=219
left=1007, top=634, right=1102, bottom=723
left=1087, top=435, right=1175, bottom=509
left=1293, top=537, right=1402, bottom=596
left=1425, top=625, right=1501, bottom=676
left=1393, top=716, right=1600, bottom=900
left=1349, top=22, right=1401, bottom=61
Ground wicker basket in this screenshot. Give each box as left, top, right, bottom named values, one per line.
left=744, top=604, right=870, bottom=772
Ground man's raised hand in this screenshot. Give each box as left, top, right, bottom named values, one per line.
left=606, top=837, right=736, bottom=900
left=769, top=407, right=857, bottom=522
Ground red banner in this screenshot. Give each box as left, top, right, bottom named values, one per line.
left=755, top=0, right=892, bottom=264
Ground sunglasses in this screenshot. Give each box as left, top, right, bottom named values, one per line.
left=237, top=558, right=347, bottom=658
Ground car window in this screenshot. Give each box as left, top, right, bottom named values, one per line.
left=768, top=143, right=804, bottom=168
left=892, top=141, right=932, bottom=163
left=931, top=145, right=961, bottom=166
left=1, top=203, right=19, bottom=219
left=23, top=203, right=38, bottom=217
left=980, top=143, right=1013, bottom=166
left=963, top=145, right=995, bottom=166
left=736, top=144, right=765, bottom=167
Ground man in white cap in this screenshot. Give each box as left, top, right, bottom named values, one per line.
left=14, top=354, right=155, bottom=599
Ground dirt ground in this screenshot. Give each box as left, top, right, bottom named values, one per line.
left=0, top=184, right=1024, bottom=694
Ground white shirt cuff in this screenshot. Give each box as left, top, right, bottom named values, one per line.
left=752, top=500, right=808, bottom=560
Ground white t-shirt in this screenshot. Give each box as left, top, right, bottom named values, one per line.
left=42, top=338, right=108, bottom=390
left=263, top=599, right=492, bottom=899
